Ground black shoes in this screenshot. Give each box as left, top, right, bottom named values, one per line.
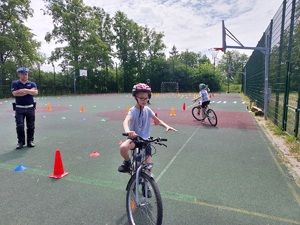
left=118, top=160, right=131, bottom=173
left=16, top=142, right=24, bottom=149
left=16, top=141, right=35, bottom=149
left=27, top=141, right=35, bottom=148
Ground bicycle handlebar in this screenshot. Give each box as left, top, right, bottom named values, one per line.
left=122, top=133, right=168, bottom=143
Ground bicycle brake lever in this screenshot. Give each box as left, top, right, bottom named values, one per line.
left=156, top=142, right=167, bottom=147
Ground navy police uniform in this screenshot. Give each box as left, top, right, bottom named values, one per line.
left=11, top=68, right=37, bottom=149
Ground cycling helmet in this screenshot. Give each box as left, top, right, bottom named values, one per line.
left=17, top=67, right=29, bottom=73
left=199, top=83, right=206, bottom=89
left=132, top=83, right=151, bottom=96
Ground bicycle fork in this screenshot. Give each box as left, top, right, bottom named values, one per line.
left=134, top=164, right=154, bottom=206
left=134, top=166, right=143, bottom=206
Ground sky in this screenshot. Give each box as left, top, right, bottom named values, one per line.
left=25, top=0, right=281, bottom=71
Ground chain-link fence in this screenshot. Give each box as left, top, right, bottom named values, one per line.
left=244, top=0, right=300, bottom=138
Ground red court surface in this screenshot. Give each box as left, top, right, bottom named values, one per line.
left=96, top=109, right=257, bottom=130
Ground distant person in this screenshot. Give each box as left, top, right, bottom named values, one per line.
left=146, top=79, right=151, bottom=104
left=193, top=83, right=210, bottom=121
left=11, top=67, right=38, bottom=149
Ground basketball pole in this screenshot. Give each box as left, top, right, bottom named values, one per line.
left=222, top=20, right=270, bottom=120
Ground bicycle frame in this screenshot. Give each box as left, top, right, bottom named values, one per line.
left=123, top=134, right=166, bottom=225
left=132, top=146, right=154, bottom=205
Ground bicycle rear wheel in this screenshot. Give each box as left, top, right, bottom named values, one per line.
left=207, top=109, right=217, bottom=126
left=192, top=106, right=203, bottom=121
left=126, top=172, right=163, bottom=225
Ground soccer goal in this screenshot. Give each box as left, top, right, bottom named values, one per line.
left=161, top=82, right=179, bottom=93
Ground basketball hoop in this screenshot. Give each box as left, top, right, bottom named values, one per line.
left=214, top=48, right=224, bottom=52
left=208, top=48, right=223, bottom=59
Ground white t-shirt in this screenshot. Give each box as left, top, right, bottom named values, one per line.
left=128, top=106, right=155, bottom=139
left=199, top=89, right=210, bottom=102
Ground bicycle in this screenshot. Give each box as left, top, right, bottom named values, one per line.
left=192, top=102, right=218, bottom=126
left=122, top=133, right=167, bottom=225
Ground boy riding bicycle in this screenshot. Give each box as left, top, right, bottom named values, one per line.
left=118, top=83, right=177, bottom=173
left=193, top=83, right=210, bottom=121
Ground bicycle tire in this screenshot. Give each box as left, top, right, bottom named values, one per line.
left=126, top=172, right=163, bottom=225
left=192, top=106, right=203, bottom=121
left=207, top=109, right=217, bottom=126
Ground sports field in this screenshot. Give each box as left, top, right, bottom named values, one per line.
left=0, top=93, right=299, bottom=225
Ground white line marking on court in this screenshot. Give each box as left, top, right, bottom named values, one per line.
left=156, top=127, right=200, bottom=182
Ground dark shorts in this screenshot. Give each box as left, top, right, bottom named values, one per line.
left=129, top=138, right=152, bottom=156
left=201, top=100, right=210, bottom=108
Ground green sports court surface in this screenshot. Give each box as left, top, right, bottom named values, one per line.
left=0, top=93, right=299, bottom=225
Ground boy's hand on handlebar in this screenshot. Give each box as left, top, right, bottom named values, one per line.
left=127, top=131, right=137, bottom=138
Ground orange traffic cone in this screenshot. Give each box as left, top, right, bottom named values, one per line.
left=170, top=107, right=176, bottom=116
left=182, top=103, right=186, bottom=111
left=49, top=150, right=69, bottom=179
left=153, top=113, right=158, bottom=125
left=47, top=103, right=51, bottom=111
left=80, top=104, right=85, bottom=112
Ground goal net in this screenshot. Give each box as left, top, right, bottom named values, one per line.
left=161, top=82, right=179, bottom=93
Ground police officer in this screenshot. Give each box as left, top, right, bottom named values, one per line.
left=11, top=67, right=38, bottom=149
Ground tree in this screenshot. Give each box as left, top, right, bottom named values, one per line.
left=86, top=6, right=114, bottom=92
left=0, top=0, right=41, bottom=96
left=113, top=11, right=135, bottom=91
left=218, top=50, right=248, bottom=85
left=43, top=0, right=113, bottom=93
left=44, top=0, right=91, bottom=86
left=169, top=45, right=179, bottom=77
left=143, top=27, right=166, bottom=83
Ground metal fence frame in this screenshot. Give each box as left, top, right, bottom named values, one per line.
left=244, top=0, right=300, bottom=138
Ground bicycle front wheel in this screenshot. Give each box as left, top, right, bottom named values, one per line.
left=192, top=106, right=202, bottom=121
left=207, top=109, right=218, bottom=126
left=126, top=172, right=163, bottom=225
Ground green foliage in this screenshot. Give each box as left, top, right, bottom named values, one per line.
left=220, top=84, right=241, bottom=93
left=266, top=121, right=284, bottom=136
left=0, top=0, right=41, bottom=95
left=0, top=1, right=249, bottom=98
left=218, top=50, right=248, bottom=84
